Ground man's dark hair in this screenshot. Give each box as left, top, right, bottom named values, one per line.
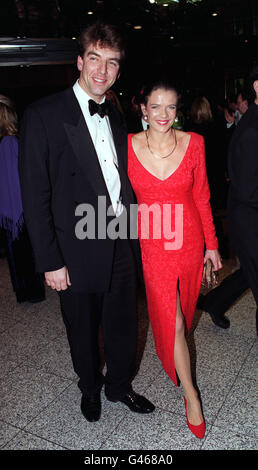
left=248, top=65, right=258, bottom=101
left=77, top=21, right=126, bottom=63
left=249, top=65, right=258, bottom=85
left=237, top=88, right=250, bottom=101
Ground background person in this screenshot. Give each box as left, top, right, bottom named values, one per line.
left=0, top=94, right=45, bottom=303
left=188, top=95, right=228, bottom=211
left=199, top=67, right=258, bottom=335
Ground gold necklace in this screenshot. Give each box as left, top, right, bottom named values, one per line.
left=145, top=128, right=177, bottom=159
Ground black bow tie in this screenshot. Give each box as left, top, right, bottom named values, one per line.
left=88, top=99, right=110, bottom=118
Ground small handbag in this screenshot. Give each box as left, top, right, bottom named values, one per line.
left=201, top=259, right=219, bottom=289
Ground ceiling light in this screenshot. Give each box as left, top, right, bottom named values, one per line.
left=88, top=11, right=94, bottom=15
left=170, top=36, right=174, bottom=39
left=212, top=12, right=218, bottom=16
left=149, top=0, right=156, bottom=4
left=155, top=0, right=179, bottom=4
left=134, top=26, right=142, bottom=30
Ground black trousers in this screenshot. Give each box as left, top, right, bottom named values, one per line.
left=2, top=226, right=45, bottom=303
left=201, top=267, right=258, bottom=334
left=201, top=268, right=249, bottom=316
left=59, top=238, right=138, bottom=399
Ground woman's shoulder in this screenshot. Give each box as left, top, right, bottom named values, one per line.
left=175, top=128, right=199, bottom=139
left=1, top=134, right=17, bottom=141
left=185, top=130, right=204, bottom=143
left=129, top=130, right=145, bottom=141
left=0, top=135, right=18, bottom=147
left=0, top=135, right=18, bottom=161
left=128, top=130, right=145, bottom=149
left=185, top=131, right=205, bottom=152
left=175, top=129, right=203, bottom=149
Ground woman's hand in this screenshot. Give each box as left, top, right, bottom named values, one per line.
left=203, top=249, right=223, bottom=271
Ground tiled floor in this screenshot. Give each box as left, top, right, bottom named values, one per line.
left=0, top=256, right=257, bottom=451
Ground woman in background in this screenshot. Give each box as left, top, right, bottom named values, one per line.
left=188, top=96, right=228, bottom=211
left=0, top=94, right=45, bottom=303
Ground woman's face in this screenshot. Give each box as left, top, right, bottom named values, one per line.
left=141, top=87, right=178, bottom=132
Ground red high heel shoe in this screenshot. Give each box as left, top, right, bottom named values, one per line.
left=184, top=397, right=206, bottom=439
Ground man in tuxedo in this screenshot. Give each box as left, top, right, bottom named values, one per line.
left=225, top=89, right=249, bottom=129
left=199, top=68, right=258, bottom=334
left=19, top=21, right=154, bottom=422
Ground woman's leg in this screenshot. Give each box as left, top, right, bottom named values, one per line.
left=174, top=290, right=203, bottom=425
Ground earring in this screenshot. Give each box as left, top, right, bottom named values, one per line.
left=144, top=114, right=148, bottom=121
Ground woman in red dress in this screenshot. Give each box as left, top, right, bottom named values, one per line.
left=128, top=78, right=222, bottom=438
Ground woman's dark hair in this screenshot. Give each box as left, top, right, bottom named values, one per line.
left=138, top=76, right=181, bottom=107
left=77, top=21, right=126, bottom=63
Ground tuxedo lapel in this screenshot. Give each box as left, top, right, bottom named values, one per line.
left=108, top=106, right=127, bottom=172
left=108, top=105, right=131, bottom=208
left=63, top=89, right=112, bottom=204
left=63, top=89, right=131, bottom=211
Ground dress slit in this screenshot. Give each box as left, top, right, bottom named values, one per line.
left=148, top=275, right=180, bottom=387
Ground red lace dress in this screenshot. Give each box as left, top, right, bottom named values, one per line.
left=128, top=132, right=218, bottom=385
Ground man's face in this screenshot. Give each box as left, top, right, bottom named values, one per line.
left=236, top=94, right=248, bottom=114
left=77, top=42, right=121, bottom=103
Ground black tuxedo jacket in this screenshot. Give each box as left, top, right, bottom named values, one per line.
left=19, top=87, right=141, bottom=292
left=228, top=103, right=258, bottom=213
left=227, top=102, right=258, bottom=302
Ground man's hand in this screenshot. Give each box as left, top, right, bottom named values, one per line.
left=45, top=266, right=71, bottom=291
left=224, top=108, right=235, bottom=124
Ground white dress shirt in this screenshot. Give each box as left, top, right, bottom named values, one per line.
left=73, top=80, right=123, bottom=216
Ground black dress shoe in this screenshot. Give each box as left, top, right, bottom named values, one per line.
left=205, top=310, right=230, bottom=329
left=107, top=390, right=155, bottom=414
left=81, top=393, right=101, bottom=422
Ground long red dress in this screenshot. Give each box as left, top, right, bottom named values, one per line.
left=128, top=132, right=218, bottom=386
